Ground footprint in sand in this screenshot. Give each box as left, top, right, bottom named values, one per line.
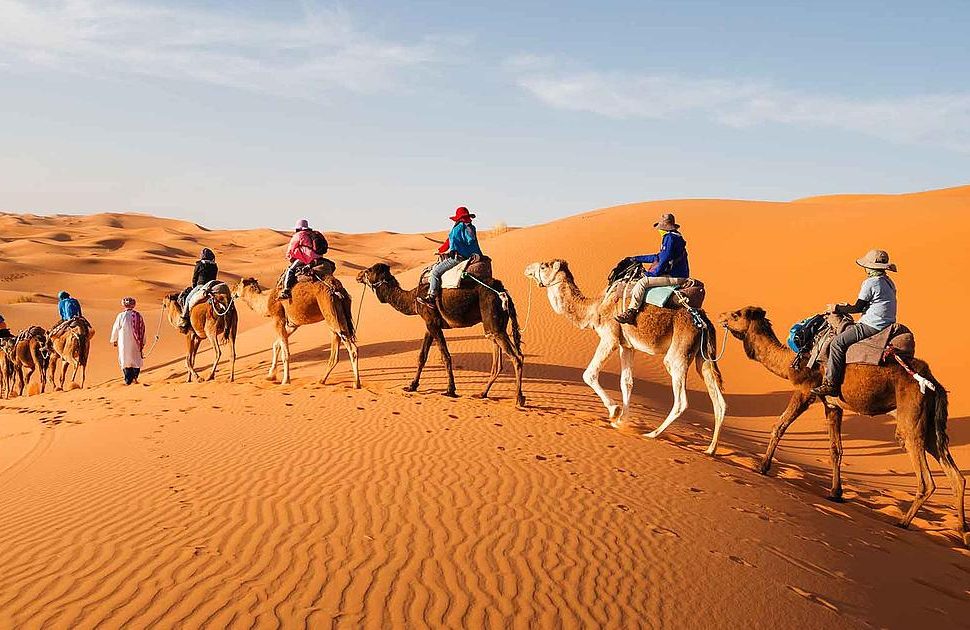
left=650, top=525, right=680, bottom=539
left=786, top=586, right=840, bottom=614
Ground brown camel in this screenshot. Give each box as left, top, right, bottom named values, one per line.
left=720, top=306, right=967, bottom=545
left=232, top=277, right=360, bottom=387
left=356, top=263, right=525, bottom=406
left=162, top=285, right=237, bottom=382
left=9, top=326, right=51, bottom=396
left=525, top=260, right=727, bottom=454
left=0, top=337, right=16, bottom=399
left=48, top=318, right=95, bottom=390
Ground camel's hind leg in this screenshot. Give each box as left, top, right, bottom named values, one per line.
left=206, top=327, right=222, bottom=382
left=406, top=332, right=435, bottom=393
left=319, top=333, right=340, bottom=384
left=644, top=350, right=690, bottom=440
left=432, top=328, right=458, bottom=397
left=935, top=449, right=968, bottom=545
left=493, top=332, right=525, bottom=408
left=584, top=335, right=620, bottom=421
left=899, top=436, right=936, bottom=529
left=345, top=338, right=360, bottom=389
left=479, top=337, right=503, bottom=399
left=823, top=403, right=845, bottom=501
left=760, top=391, right=813, bottom=475
left=694, top=355, right=727, bottom=455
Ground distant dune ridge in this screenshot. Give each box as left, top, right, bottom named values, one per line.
left=1, top=186, right=969, bottom=627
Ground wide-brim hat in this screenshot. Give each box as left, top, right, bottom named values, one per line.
left=450, top=206, right=476, bottom=222
left=653, top=213, right=680, bottom=231
left=856, top=248, right=897, bottom=272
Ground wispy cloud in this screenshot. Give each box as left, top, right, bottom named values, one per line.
left=513, top=60, right=970, bottom=151
left=0, top=0, right=439, bottom=98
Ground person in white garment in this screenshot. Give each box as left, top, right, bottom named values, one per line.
left=110, top=297, right=146, bottom=385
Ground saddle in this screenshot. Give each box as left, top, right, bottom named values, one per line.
left=49, top=315, right=91, bottom=339
left=803, top=314, right=916, bottom=369
left=419, top=254, right=494, bottom=291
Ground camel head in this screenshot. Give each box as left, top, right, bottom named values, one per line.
left=233, top=277, right=264, bottom=299
left=357, top=263, right=396, bottom=291
left=524, top=259, right=570, bottom=288
left=718, top=306, right=768, bottom=339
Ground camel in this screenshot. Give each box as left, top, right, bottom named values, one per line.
left=162, top=284, right=237, bottom=383
left=720, top=306, right=967, bottom=544
left=48, top=318, right=95, bottom=390
left=356, top=263, right=525, bottom=406
left=232, top=277, right=360, bottom=387
left=0, top=337, right=15, bottom=399
left=525, top=260, right=726, bottom=454
left=9, top=326, right=51, bottom=396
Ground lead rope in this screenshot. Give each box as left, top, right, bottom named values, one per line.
left=461, top=273, right=511, bottom=312
left=354, top=284, right=367, bottom=330
left=141, top=306, right=166, bottom=359
left=673, top=289, right=728, bottom=363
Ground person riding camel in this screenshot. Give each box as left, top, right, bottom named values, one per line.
left=280, top=219, right=329, bottom=300
left=50, top=290, right=85, bottom=337
left=615, top=213, right=690, bottom=324
left=177, top=248, right=219, bottom=333
left=419, top=206, right=483, bottom=307
left=0, top=313, right=12, bottom=339
left=812, top=249, right=898, bottom=398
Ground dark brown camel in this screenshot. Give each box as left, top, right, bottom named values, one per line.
left=720, top=306, right=967, bottom=545
left=162, top=286, right=238, bottom=382
left=10, top=326, right=50, bottom=396
left=357, top=263, right=525, bottom=406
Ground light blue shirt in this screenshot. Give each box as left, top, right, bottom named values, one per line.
left=858, top=275, right=897, bottom=330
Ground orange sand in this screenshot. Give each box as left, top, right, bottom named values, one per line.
left=1, top=187, right=969, bottom=627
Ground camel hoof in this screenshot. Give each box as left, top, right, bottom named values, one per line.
left=758, top=461, right=772, bottom=476
left=403, top=384, right=417, bottom=393
left=895, top=521, right=910, bottom=530
left=704, top=446, right=717, bottom=456
left=442, top=391, right=459, bottom=399
left=643, top=430, right=660, bottom=439
left=607, top=406, right=622, bottom=420
left=264, top=374, right=276, bottom=382
left=610, top=419, right=624, bottom=430
left=826, top=494, right=844, bottom=504
left=516, top=397, right=526, bottom=409
left=478, top=392, right=489, bottom=399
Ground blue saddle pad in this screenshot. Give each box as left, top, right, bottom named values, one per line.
left=644, top=286, right=677, bottom=308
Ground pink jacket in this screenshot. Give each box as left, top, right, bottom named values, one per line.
left=287, top=230, right=317, bottom=265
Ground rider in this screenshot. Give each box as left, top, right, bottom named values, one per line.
left=615, top=213, right=690, bottom=324
left=177, top=248, right=219, bottom=332
left=812, top=249, right=898, bottom=398
left=280, top=219, right=329, bottom=300
left=419, top=206, right=483, bottom=306
left=49, top=290, right=84, bottom=336
left=0, top=313, right=12, bottom=339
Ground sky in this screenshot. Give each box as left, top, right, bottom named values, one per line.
left=1, top=0, right=968, bottom=233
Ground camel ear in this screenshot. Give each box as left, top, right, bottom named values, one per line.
left=748, top=307, right=766, bottom=320
left=550, top=260, right=563, bottom=276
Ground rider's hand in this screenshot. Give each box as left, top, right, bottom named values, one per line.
left=825, top=304, right=837, bottom=314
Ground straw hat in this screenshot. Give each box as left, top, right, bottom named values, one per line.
left=653, top=213, right=680, bottom=231
left=856, top=249, right=897, bottom=272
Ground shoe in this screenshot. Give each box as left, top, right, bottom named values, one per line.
left=417, top=294, right=437, bottom=308
left=177, top=317, right=191, bottom=333
left=615, top=308, right=639, bottom=325
left=279, top=289, right=292, bottom=300
left=812, top=380, right=840, bottom=398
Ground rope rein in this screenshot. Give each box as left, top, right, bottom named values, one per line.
left=461, top=273, right=511, bottom=312
left=142, top=306, right=166, bottom=359
left=354, top=284, right=367, bottom=330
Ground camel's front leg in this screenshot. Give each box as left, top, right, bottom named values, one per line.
left=824, top=403, right=845, bottom=501
left=433, top=328, right=458, bottom=397
left=584, top=334, right=620, bottom=420
left=612, top=344, right=635, bottom=428
left=206, top=327, right=222, bottom=382
left=280, top=336, right=292, bottom=385
left=185, top=335, right=202, bottom=382
left=405, top=332, right=434, bottom=392
left=319, top=332, right=340, bottom=384
left=760, top=391, right=813, bottom=474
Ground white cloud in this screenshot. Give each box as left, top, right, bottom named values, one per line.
left=514, top=64, right=970, bottom=151
left=0, top=0, right=439, bottom=97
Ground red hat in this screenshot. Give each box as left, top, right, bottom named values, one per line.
left=450, top=206, right=476, bottom=222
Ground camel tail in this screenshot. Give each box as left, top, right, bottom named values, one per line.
left=491, top=280, right=522, bottom=355
left=925, top=378, right=950, bottom=461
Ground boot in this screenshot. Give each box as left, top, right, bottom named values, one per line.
left=177, top=316, right=191, bottom=334
left=812, top=379, right=840, bottom=398
left=417, top=292, right=437, bottom=308
left=615, top=308, right=639, bottom=325
left=279, top=287, right=292, bottom=300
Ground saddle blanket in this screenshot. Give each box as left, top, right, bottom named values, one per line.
left=809, top=315, right=916, bottom=367
left=420, top=255, right=494, bottom=290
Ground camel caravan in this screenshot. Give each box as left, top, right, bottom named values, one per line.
left=0, top=208, right=965, bottom=546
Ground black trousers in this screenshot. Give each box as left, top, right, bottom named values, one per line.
left=123, top=367, right=141, bottom=385
left=826, top=323, right=879, bottom=385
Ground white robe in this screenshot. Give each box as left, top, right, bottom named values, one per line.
left=110, top=310, right=144, bottom=369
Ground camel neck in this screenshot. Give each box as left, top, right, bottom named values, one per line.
left=744, top=319, right=795, bottom=379
left=376, top=281, right=418, bottom=317
left=241, top=290, right=274, bottom=318
left=547, top=277, right=598, bottom=329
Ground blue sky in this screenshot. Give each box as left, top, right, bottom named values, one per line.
left=1, top=0, right=968, bottom=232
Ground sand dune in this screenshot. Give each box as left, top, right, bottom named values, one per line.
left=1, top=188, right=969, bottom=627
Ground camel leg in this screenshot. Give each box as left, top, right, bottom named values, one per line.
left=60, top=360, right=70, bottom=390
left=760, top=391, right=813, bottom=475
left=280, top=335, right=292, bottom=385
left=697, top=356, right=728, bottom=456
left=267, top=338, right=280, bottom=380
left=823, top=403, right=845, bottom=502
left=433, top=328, right=458, bottom=397
left=934, top=448, right=968, bottom=545
left=206, top=327, right=222, bottom=382
left=405, top=332, right=435, bottom=392
left=899, top=437, right=936, bottom=529
left=479, top=337, right=502, bottom=399
left=612, top=344, right=635, bottom=429
left=345, top=339, right=361, bottom=389
left=185, top=335, right=202, bottom=382
left=79, top=362, right=86, bottom=388
left=228, top=335, right=236, bottom=383
left=494, top=332, right=526, bottom=408
left=319, top=332, right=340, bottom=384
left=584, top=335, right=621, bottom=420
left=645, top=353, right=690, bottom=440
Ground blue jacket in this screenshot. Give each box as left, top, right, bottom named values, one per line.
left=446, top=222, right=483, bottom=259
left=58, top=297, right=82, bottom=320
left=633, top=231, right=690, bottom=277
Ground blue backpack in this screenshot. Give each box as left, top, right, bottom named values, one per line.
left=787, top=314, right=827, bottom=353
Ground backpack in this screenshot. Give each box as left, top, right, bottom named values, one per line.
left=62, top=297, right=82, bottom=319
left=787, top=314, right=828, bottom=353
left=310, top=230, right=329, bottom=256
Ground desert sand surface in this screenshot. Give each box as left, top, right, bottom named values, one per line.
left=1, top=186, right=969, bottom=628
